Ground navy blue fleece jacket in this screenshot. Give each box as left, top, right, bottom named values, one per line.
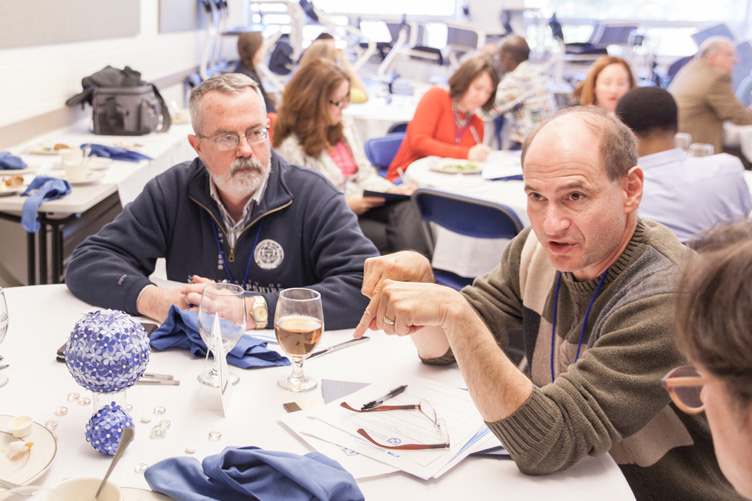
left=65, top=151, right=378, bottom=329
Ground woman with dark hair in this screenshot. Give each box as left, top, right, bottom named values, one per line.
left=236, top=31, right=276, bottom=112
left=273, top=59, right=430, bottom=256
left=665, top=219, right=752, bottom=499
left=386, top=55, right=499, bottom=181
left=571, top=55, right=636, bottom=113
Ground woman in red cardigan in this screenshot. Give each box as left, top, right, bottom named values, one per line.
left=386, top=55, right=499, bottom=181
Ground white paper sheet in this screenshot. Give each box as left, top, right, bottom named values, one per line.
left=281, top=377, right=485, bottom=480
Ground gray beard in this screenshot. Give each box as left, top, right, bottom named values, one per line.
left=211, top=153, right=270, bottom=199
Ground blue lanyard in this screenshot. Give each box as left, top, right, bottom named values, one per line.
left=210, top=218, right=264, bottom=288
left=550, top=268, right=610, bottom=383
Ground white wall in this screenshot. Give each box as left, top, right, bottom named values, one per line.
left=0, top=0, right=248, bottom=130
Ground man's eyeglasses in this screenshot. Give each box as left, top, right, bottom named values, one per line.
left=198, top=127, right=269, bottom=151
left=329, top=96, right=350, bottom=108
left=660, top=365, right=712, bottom=414
left=340, top=399, right=450, bottom=450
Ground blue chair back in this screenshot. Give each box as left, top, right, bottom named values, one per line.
left=364, top=132, right=405, bottom=167
left=411, top=188, right=524, bottom=289
left=364, top=132, right=406, bottom=178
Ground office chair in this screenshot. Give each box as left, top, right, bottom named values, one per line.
left=364, top=132, right=405, bottom=178
left=412, top=188, right=526, bottom=368
left=410, top=188, right=523, bottom=290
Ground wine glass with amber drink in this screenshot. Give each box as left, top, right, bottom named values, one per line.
left=275, top=288, right=324, bottom=392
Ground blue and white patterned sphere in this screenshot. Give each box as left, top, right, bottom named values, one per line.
left=65, top=309, right=150, bottom=393
left=85, top=402, right=134, bottom=455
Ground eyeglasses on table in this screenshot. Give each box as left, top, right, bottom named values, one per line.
left=340, top=399, right=450, bottom=450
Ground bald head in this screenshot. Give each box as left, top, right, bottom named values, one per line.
left=522, top=106, right=638, bottom=181
left=698, top=37, right=737, bottom=74
left=499, top=35, right=530, bottom=72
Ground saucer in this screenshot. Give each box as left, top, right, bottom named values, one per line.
left=66, top=171, right=105, bottom=186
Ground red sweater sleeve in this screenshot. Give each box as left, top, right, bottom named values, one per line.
left=387, top=88, right=485, bottom=181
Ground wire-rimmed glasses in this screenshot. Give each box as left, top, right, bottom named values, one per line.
left=340, top=399, right=450, bottom=450
left=198, top=127, right=269, bottom=151
left=660, top=365, right=713, bottom=414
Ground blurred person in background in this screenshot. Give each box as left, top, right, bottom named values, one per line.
left=298, top=38, right=368, bottom=103
left=480, top=35, right=556, bottom=149
left=572, top=55, right=636, bottom=114
left=273, top=60, right=430, bottom=257
left=236, top=31, right=276, bottom=113
left=669, top=37, right=752, bottom=156
left=386, top=55, right=499, bottom=181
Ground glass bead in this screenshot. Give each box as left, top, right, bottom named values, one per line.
left=208, top=431, right=222, bottom=441
left=66, top=392, right=80, bottom=402
left=54, top=406, right=68, bottom=416
left=125, top=404, right=134, bottom=412
left=150, top=425, right=167, bottom=439
left=159, top=420, right=171, bottom=429
left=77, top=396, right=91, bottom=406
left=134, top=463, right=149, bottom=474
left=184, top=446, right=196, bottom=454
left=153, top=406, right=166, bottom=415
left=140, top=416, right=152, bottom=423
left=45, top=420, right=58, bottom=430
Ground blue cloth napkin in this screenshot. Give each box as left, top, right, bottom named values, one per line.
left=82, top=143, right=152, bottom=162
left=150, top=306, right=289, bottom=368
left=20, top=176, right=72, bottom=232
left=0, top=152, right=27, bottom=170
left=144, top=446, right=364, bottom=501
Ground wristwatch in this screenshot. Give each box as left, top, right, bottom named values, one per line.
left=249, top=295, right=268, bottom=329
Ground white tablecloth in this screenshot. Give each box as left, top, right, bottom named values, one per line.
left=405, top=153, right=528, bottom=279
left=0, top=284, right=635, bottom=500
left=723, top=122, right=752, bottom=162
left=344, top=94, right=419, bottom=144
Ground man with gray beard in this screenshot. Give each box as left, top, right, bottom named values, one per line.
left=66, top=74, right=378, bottom=330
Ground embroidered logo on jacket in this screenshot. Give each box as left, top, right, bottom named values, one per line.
left=254, top=239, right=284, bottom=269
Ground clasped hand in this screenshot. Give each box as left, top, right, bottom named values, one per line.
left=353, top=251, right=463, bottom=338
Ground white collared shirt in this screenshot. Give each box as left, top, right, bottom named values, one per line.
left=638, top=148, right=752, bottom=242
left=209, top=174, right=269, bottom=248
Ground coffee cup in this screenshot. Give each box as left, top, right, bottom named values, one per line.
left=59, top=148, right=83, bottom=166
left=44, top=477, right=123, bottom=501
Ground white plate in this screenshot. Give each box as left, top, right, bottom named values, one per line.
left=51, top=157, right=114, bottom=171
left=0, top=187, right=22, bottom=197
left=121, top=487, right=172, bottom=500
left=0, top=167, right=36, bottom=177
left=0, top=415, right=57, bottom=493
left=428, top=161, right=482, bottom=175
left=22, top=146, right=62, bottom=156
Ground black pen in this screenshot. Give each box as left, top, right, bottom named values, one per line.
left=361, top=384, right=408, bottom=411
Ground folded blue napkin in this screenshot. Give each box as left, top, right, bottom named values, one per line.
left=0, top=152, right=27, bottom=170
left=20, top=176, right=72, bottom=232
left=82, top=143, right=152, bottom=162
left=150, top=306, right=289, bottom=368
left=145, top=446, right=364, bottom=501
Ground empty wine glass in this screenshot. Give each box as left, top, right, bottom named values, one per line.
left=197, top=283, right=246, bottom=387
left=0, top=287, right=7, bottom=388
left=275, top=288, right=324, bottom=392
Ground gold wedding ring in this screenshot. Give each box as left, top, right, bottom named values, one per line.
left=384, top=316, right=395, bottom=325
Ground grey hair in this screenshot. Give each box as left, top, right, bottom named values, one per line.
left=697, top=36, right=734, bottom=61
left=189, top=73, right=265, bottom=134
left=521, top=105, right=638, bottom=181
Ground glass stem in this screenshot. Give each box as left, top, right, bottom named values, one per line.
left=291, top=359, right=305, bottom=380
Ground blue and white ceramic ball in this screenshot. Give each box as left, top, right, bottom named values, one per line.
left=86, top=402, right=134, bottom=455
left=65, top=309, right=150, bottom=393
